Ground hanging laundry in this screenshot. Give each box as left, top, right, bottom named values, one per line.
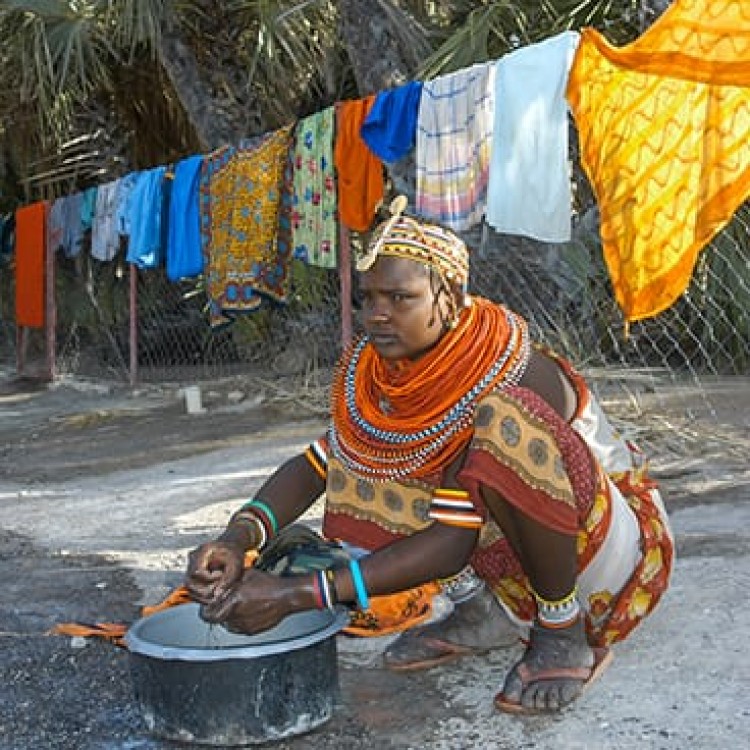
left=59, top=193, right=85, bottom=258
left=80, top=186, right=98, bottom=232
left=335, top=97, right=384, bottom=232
left=0, top=214, right=13, bottom=267
left=159, top=167, right=173, bottom=271
left=200, top=125, right=294, bottom=327
left=289, top=108, right=338, bottom=269
left=167, top=155, right=204, bottom=281
left=361, top=80, right=423, bottom=163
left=124, top=166, right=167, bottom=270
left=46, top=197, right=66, bottom=257
left=14, top=201, right=47, bottom=329
left=416, top=62, right=496, bottom=231
left=114, top=172, right=140, bottom=238
left=487, top=31, right=580, bottom=243
left=91, top=179, right=125, bottom=261
left=567, top=0, right=750, bottom=323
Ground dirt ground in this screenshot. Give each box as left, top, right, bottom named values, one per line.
left=0, top=368, right=748, bottom=750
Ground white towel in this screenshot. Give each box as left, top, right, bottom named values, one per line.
left=487, top=31, right=581, bottom=242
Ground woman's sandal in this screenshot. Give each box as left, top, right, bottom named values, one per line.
left=384, top=632, right=479, bottom=671
left=384, top=585, right=519, bottom=672
left=494, top=646, right=613, bottom=715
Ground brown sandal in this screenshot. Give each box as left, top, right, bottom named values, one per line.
left=494, top=646, right=613, bottom=714
left=384, top=634, right=479, bottom=672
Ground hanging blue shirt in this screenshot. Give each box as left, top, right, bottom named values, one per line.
left=80, top=186, right=98, bottom=231
left=166, top=155, right=204, bottom=281
left=125, top=167, right=167, bottom=270
left=361, top=80, right=423, bottom=163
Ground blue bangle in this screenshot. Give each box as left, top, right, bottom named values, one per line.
left=349, top=558, right=369, bottom=610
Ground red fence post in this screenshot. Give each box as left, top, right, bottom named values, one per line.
left=129, top=264, right=138, bottom=387
left=45, top=225, right=56, bottom=381
left=339, top=222, right=353, bottom=350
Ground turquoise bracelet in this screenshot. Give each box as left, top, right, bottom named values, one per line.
left=349, top=558, right=369, bottom=610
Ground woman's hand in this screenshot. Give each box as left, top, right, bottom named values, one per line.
left=199, top=569, right=315, bottom=634
left=185, top=540, right=246, bottom=605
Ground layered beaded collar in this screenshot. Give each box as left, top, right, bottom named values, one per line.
left=328, top=298, right=530, bottom=482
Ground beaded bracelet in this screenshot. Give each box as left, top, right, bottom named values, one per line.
left=318, top=569, right=336, bottom=610
left=228, top=510, right=267, bottom=550
left=240, top=499, right=279, bottom=536
left=532, top=586, right=581, bottom=629
left=311, top=572, right=324, bottom=609
left=310, top=569, right=337, bottom=611
left=428, top=487, right=483, bottom=529
left=349, top=558, right=369, bottom=611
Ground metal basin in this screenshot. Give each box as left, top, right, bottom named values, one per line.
left=125, top=603, right=349, bottom=746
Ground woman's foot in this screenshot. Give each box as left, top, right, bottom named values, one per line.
left=495, top=618, right=613, bottom=714
left=383, top=584, right=519, bottom=671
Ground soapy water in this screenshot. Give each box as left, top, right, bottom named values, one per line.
left=205, top=623, right=223, bottom=649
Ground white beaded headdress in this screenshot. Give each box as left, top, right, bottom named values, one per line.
left=355, top=196, right=469, bottom=291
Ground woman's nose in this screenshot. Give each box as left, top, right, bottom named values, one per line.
left=365, top=300, right=390, bottom=323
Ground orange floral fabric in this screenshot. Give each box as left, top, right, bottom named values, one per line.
left=458, top=376, right=673, bottom=645
left=344, top=582, right=440, bottom=637
left=586, top=466, right=674, bottom=647
left=460, top=387, right=595, bottom=536
left=567, top=0, right=750, bottom=323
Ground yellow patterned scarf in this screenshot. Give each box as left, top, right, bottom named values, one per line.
left=567, top=0, right=750, bottom=324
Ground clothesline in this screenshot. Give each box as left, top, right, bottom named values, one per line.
left=11, top=0, right=750, bottom=331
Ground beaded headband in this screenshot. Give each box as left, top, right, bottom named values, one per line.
left=356, top=196, right=469, bottom=289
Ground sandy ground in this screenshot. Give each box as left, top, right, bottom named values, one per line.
left=0, top=370, right=748, bottom=750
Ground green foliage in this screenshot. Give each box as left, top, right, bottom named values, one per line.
left=416, top=0, right=646, bottom=78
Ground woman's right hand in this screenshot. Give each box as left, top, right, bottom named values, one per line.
left=185, top=541, right=246, bottom=605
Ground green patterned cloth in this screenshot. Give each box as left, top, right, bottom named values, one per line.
left=289, top=107, right=338, bottom=269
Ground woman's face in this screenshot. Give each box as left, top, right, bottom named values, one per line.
left=358, top=255, right=449, bottom=361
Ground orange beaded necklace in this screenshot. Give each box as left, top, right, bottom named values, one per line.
left=328, top=297, right=530, bottom=481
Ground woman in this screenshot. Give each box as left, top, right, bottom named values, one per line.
left=186, top=199, right=673, bottom=714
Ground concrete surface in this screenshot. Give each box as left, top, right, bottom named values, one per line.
left=0, top=372, right=748, bottom=749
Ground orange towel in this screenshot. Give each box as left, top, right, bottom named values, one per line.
left=14, top=201, right=47, bottom=328
left=334, top=98, right=384, bottom=232
left=567, top=0, right=750, bottom=323
left=49, top=621, right=128, bottom=647
left=344, top=582, right=440, bottom=637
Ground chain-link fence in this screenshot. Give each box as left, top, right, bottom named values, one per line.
left=1, top=174, right=748, bottom=445
left=47, top=251, right=342, bottom=388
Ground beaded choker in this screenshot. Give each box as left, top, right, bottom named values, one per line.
left=328, top=298, right=530, bottom=481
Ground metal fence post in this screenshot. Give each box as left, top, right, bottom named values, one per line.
left=339, top=222, right=353, bottom=350
left=45, top=218, right=56, bottom=382
left=129, top=264, right=138, bottom=386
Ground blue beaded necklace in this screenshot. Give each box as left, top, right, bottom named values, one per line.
left=328, top=307, right=530, bottom=482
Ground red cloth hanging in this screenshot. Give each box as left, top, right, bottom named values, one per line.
left=14, top=201, right=47, bottom=329
left=335, top=97, right=384, bottom=232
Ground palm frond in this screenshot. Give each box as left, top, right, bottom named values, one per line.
left=418, top=0, right=652, bottom=78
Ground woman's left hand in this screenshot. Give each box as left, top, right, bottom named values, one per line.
left=199, top=568, right=315, bottom=634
